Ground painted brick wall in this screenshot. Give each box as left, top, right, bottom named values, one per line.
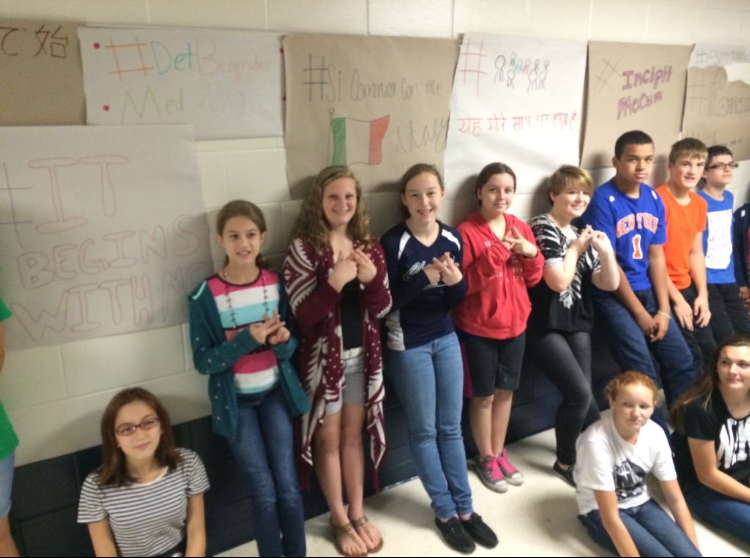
left=2, top=0, right=750, bottom=467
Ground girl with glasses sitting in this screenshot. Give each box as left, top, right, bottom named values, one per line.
left=78, top=388, right=209, bottom=557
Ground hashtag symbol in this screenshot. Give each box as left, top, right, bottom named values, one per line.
left=105, top=38, right=153, bottom=80
left=459, top=38, right=487, bottom=95
left=593, top=58, right=620, bottom=92
left=0, top=163, right=32, bottom=249
left=304, top=54, right=329, bottom=102
left=687, top=70, right=711, bottom=117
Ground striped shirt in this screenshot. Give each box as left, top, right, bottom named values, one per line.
left=77, top=448, right=209, bottom=557
left=207, top=270, right=281, bottom=394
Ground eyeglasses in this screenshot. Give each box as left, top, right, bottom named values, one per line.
left=115, top=416, right=160, bottom=436
left=707, top=163, right=739, bottom=171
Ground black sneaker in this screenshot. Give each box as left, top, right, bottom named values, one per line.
left=461, top=513, right=499, bottom=548
left=553, top=461, right=576, bottom=487
left=434, top=517, right=476, bottom=554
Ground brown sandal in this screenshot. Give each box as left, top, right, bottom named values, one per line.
left=331, top=519, right=368, bottom=557
left=350, top=516, right=384, bottom=553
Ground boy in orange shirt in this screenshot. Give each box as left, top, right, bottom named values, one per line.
left=656, top=138, right=715, bottom=376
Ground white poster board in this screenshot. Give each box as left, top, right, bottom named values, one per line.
left=0, top=126, right=213, bottom=350
left=444, top=33, right=587, bottom=197
left=78, top=27, right=284, bottom=139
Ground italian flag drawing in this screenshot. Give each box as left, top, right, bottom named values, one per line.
left=330, top=115, right=390, bottom=166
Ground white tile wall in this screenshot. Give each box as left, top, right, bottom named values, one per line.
left=0, top=347, right=66, bottom=411
left=148, top=0, right=267, bottom=30
left=527, top=0, right=592, bottom=40
left=645, top=4, right=699, bottom=45
left=5, top=0, right=149, bottom=25
left=4, top=0, right=750, bottom=466
left=61, top=325, right=186, bottom=397
left=453, top=0, right=529, bottom=36
left=589, top=0, right=649, bottom=42
left=267, top=0, right=368, bottom=34
left=369, top=0, right=454, bottom=38
left=696, top=7, right=746, bottom=44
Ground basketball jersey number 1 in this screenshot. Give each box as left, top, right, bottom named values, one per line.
left=632, top=234, right=643, bottom=260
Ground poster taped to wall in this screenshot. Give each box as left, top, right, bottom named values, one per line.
left=78, top=27, right=284, bottom=139
left=582, top=41, right=691, bottom=169
left=683, top=43, right=750, bottom=161
left=0, top=18, right=86, bottom=126
left=444, top=33, right=586, bottom=199
left=283, top=33, right=459, bottom=199
left=0, top=125, right=213, bottom=350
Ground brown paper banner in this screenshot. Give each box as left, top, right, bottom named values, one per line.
left=283, top=33, right=459, bottom=199
left=581, top=41, right=691, bottom=169
left=0, top=19, right=85, bottom=125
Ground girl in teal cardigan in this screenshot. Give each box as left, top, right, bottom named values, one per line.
left=188, top=200, right=306, bottom=557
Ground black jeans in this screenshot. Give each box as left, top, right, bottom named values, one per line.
left=707, top=283, right=750, bottom=343
left=528, top=330, right=600, bottom=465
left=677, top=284, right=717, bottom=376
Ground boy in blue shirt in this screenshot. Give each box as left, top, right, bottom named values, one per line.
left=581, top=131, right=696, bottom=427
left=699, top=145, right=750, bottom=340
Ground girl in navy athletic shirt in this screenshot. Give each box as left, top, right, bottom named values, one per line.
left=381, top=164, right=498, bottom=553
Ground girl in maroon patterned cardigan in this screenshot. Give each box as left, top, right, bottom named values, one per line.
left=283, top=166, right=391, bottom=557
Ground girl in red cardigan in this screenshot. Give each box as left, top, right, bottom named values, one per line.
left=283, top=166, right=392, bottom=557
left=454, top=162, right=544, bottom=494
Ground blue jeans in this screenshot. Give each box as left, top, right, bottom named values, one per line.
left=579, top=499, right=702, bottom=557
left=684, top=482, right=750, bottom=543
left=593, top=289, right=696, bottom=430
left=0, top=452, right=13, bottom=518
left=386, top=333, right=473, bottom=520
left=229, top=387, right=306, bottom=557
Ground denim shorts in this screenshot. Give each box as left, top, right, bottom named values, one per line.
left=0, top=452, right=15, bottom=518
left=326, top=348, right=366, bottom=414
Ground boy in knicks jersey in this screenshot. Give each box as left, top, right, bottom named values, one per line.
left=657, top=138, right=715, bottom=376
left=581, top=131, right=696, bottom=430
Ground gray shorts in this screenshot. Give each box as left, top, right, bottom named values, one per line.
left=326, top=348, right=366, bottom=415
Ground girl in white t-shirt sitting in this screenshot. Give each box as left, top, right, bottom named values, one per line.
left=575, top=372, right=701, bottom=557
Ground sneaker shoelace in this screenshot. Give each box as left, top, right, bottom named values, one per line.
left=483, top=456, right=504, bottom=482
left=497, top=451, right=518, bottom=475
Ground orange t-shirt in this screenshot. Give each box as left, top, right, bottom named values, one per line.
left=657, top=185, right=708, bottom=291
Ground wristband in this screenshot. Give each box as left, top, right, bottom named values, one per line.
left=656, top=311, right=672, bottom=321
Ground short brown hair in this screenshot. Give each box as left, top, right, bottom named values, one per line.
left=547, top=166, right=594, bottom=206
left=669, top=137, right=708, bottom=165
left=96, top=388, right=181, bottom=487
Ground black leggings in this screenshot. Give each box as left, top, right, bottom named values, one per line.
left=528, top=330, right=600, bottom=465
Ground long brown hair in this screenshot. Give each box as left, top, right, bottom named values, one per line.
left=671, top=336, right=750, bottom=435
left=96, top=388, right=181, bottom=487
left=216, top=200, right=269, bottom=269
left=291, top=166, right=373, bottom=254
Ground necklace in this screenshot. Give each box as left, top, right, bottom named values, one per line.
left=222, top=267, right=271, bottom=329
